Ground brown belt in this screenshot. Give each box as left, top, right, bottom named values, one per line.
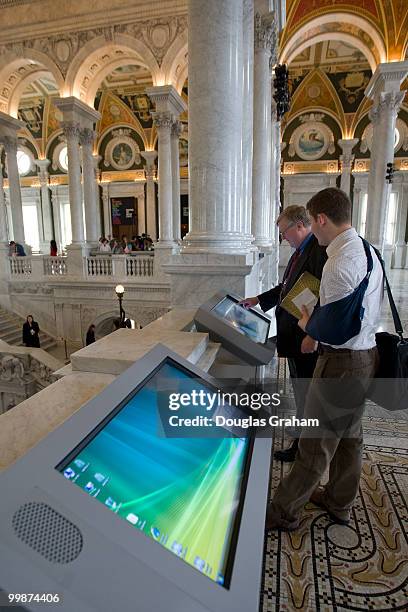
left=318, top=344, right=377, bottom=355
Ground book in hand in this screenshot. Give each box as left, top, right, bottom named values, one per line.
left=280, top=272, right=320, bottom=320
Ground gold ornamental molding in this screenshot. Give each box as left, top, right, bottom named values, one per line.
left=283, top=160, right=339, bottom=175
left=101, top=169, right=145, bottom=183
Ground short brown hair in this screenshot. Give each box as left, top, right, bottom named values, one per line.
left=306, top=188, right=351, bottom=225
left=276, top=205, right=311, bottom=227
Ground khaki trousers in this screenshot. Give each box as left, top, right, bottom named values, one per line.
left=270, top=346, right=378, bottom=523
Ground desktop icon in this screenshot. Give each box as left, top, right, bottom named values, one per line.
left=105, top=497, right=117, bottom=510
left=216, top=573, right=224, bottom=585
left=63, top=467, right=75, bottom=479
left=151, top=526, right=160, bottom=540
left=126, top=513, right=139, bottom=525
left=94, top=473, right=106, bottom=483
left=84, top=481, right=96, bottom=494
left=171, top=541, right=183, bottom=556
left=194, top=556, right=205, bottom=572
left=74, top=459, right=86, bottom=469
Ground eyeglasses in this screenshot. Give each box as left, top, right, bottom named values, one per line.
left=279, top=222, right=296, bottom=237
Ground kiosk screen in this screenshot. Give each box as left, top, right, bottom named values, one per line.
left=212, top=296, right=270, bottom=344
left=57, top=359, right=251, bottom=588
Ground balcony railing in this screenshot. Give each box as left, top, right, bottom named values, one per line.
left=8, top=253, right=157, bottom=282
left=43, top=256, right=68, bottom=276
left=9, top=257, right=32, bottom=275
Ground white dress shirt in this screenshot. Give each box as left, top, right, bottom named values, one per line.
left=320, top=227, right=383, bottom=350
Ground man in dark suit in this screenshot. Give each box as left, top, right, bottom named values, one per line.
left=241, top=205, right=327, bottom=461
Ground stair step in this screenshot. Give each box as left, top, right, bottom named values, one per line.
left=0, top=307, right=57, bottom=354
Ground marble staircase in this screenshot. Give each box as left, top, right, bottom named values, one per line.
left=0, top=307, right=57, bottom=352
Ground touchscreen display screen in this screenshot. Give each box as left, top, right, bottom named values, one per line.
left=212, top=296, right=270, bottom=344
left=57, top=360, right=251, bottom=589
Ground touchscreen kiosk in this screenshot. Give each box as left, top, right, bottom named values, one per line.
left=194, top=291, right=276, bottom=365
left=0, top=344, right=271, bottom=612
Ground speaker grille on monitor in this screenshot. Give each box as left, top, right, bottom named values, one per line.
left=12, top=502, right=83, bottom=564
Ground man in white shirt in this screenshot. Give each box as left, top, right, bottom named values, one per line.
left=266, top=187, right=382, bottom=531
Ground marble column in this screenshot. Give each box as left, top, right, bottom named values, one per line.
left=36, top=159, right=54, bottom=252
left=101, top=184, right=111, bottom=239
left=182, top=0, right=250, bottom=253
left=141, top=151, right=157, bottom=241
left=0, top=152, right=10, bottom=284
left=93, top=154, right=102, bottom=239
left=146, top=86, right=186, bottom=249
left=242, top=0, right=254, bottom=241
left=252, top=11, right=277, bottom=249
left=171, top=120, right=182, bottom=242
left=3, top=135, right=25, bottom=245
left=338, top=138, right=358, bottom=198
left=151, top=111, right=174, bottom=247
left=62, top=122, right=84, bottom=244
left=50, top=185, right=63, bottom=252
left=80, top=127, right=98, bottom=245
left=365, top=62, right=408, bottom=248
left=0, top=154, right=9, bottom=243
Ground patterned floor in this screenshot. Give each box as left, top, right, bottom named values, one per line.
left=261, top=419, right=408, bottom=611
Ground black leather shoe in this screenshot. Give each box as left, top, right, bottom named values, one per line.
left=274, top=440, right=298, bottom=463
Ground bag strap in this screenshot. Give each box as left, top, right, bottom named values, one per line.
left=372, top=246, right=404, bottom=339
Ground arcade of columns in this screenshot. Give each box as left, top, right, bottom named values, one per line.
left=0, top=0, right=407, bottom=306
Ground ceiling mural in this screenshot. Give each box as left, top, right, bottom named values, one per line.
left=284, top=0, right=408, bottom=61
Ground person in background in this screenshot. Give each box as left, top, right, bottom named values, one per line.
left=121, top=235, right=128, bottom=250
left=124, top=241, right=133, bottom=254
left=22, top=315, right=40, bottom=348
left=50, top=240, right=58, bottom=256
left=9, top=241, right=26, bottom=257
left=86, top=324, right=96, bottom=346
left=241, top=205, right=327, bottom=462
left=111, top=239, right=124, bottom=254
left=99, top=238, right=111, bottom=253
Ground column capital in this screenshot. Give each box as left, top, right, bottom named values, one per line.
left=338, top=138, right=359, bottom=154
left=369, top=90, right=405, bottom=125
left=79, top=127, right=96, bottom=148
left=62, top=121, right=81, bottom=140
left=2, top=134, right=18, bottom=154
left=53, top=96, right=101, bottom=126
left=151, top=111, right=173, bottom=130
left=141, top=150, right=157, bottom=178
left=254, top=11, right=277, bottom=59
left=171, top=119, right=183, bottom=138
left=36, top=159, right=50, bottom=186
left=146, top=85, right=187, bottom=116
left=365, top=61, right=408, bottom=100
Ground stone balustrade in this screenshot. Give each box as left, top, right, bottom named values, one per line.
left=7, top=252, right=157, bottom=282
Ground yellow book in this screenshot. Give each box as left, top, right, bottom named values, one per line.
left=280, top=272, right=321, bottom=320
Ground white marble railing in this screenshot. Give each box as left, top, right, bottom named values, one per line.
left=126, top=255, right=154, bottom=277
left=7, top=253, right=159, bottom=283
left=43, top=256, right=68, bottom=276
left=86, top=256, right=113, bottom=277
left=8, top=257, right=32, bottom=275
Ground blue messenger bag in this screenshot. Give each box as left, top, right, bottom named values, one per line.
left=305, top=238, right=373, bottom=345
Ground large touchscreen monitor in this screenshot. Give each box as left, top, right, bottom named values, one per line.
left=57, top=359, right=251, bottom=589
left=0, top=344, right=272, bottom=612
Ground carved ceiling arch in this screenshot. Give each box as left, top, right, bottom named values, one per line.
left=65, top=36, right=159, bottom=106
left=286, top=68, right=346, bottom=136
left=280, top=13, right=386, bottom=71
left=160, top=29, right=188, bottom=92
left=0, top=53, right=64, bottom=115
